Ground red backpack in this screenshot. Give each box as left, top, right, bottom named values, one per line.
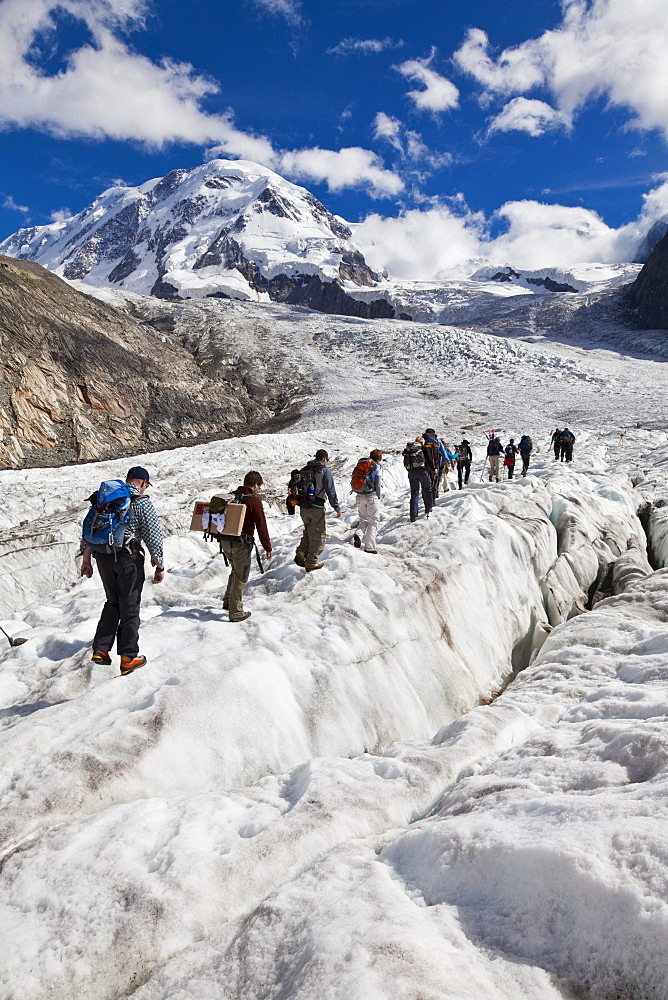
left=351, top=458, right=377, bottom=494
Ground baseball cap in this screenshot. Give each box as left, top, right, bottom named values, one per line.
left=126, top=466, right=152, bottom=484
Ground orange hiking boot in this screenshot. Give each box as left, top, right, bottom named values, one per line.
left=91, top=649, right=111, bottom=665
left=120, top=655, right=147, bottom=676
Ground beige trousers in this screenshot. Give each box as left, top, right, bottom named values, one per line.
left=221, top=536, right=253, bottom=617
left=298, top=507, right=327, bottom=566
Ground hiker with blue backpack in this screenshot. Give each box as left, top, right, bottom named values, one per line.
left=80, top=466, right=164, bottom=676
left=351, top=449, right=382, bottom=554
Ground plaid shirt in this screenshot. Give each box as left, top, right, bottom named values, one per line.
left=125, top=485, right=164, bottom=566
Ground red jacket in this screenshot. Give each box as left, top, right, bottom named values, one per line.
left=236, top=486, right=271, bottom=551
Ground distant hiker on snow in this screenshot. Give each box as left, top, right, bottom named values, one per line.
left=560, top=428, right=575, bottom=462
left=351, top=449, right=382, bottom=554
left=439, top=442, right=458, bottom=493
left=486, top=434, right=504, bottom=482
left=80, top=466, right=164, bottom=676
left=422, top=428, right=448, bottom=499
left=456, top=439, right=472, bottom=489
left=552, top=429, right=562, bottom=460
left=294, top=449, right=341, bottom=571
left=519, top=434, right=533, bottom=476
left=403, top=437, right=433, bottom=522
left=504, top=439, right=518, bottom=479
left=222, top=471, right=272, bottom=623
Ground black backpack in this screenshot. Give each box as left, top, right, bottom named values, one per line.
left=422, top=439, right=441, bottom=471
left=297, top=464, right=327, bottom=507
left=403, top=442, right=425, bottom=470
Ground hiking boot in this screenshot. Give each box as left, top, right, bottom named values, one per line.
left=305, top=562, right=324, bottom=572
left=364, top=549, right=378, bottom=554
left=410, top=516, right=416, bottom=522
left=120, top=655, right=147, bottom=676
left=223, top=597, right=229, bottom=610
left=294, top=550, right=306, bottom=567
left=353, top=533, right=362, bottom=548
left=91, top=649, right=111, bottom=665
left=230, top=611, right=251, bottom=622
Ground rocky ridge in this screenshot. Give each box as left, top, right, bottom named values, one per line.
left=0, top=256, right=303, bottom=469
left=628, top=230, right=668, bottom=329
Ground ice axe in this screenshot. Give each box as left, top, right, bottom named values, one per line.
left=0, top=625, right=27, bottom=648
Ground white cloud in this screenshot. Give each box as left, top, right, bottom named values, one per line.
left=373, top=112, right=453, bottom=174
left=2, top=195, right=29, bottom=213
left=279, top=146, right=404, bottom=197
left=488, top=97, right=571, bottom=136
left=454, top=27, right=544, bottom=95
left=49, top=207, right=73, bottom=222
left=0, top=0, right=275, bottom=156
left=327, top=37, right=401, bottom=56
left=396, top=51, right=459, bottom=112
left=454, top=1, right=668, bottom=140
left=355, top=204, right=483, bottom=278
left=0, top=0, right=401, bottom=198
left=250, top=0, right=302, bottom=25
left=355, top=177, right=668, bottom=278
left=373, top=112, right=403, bottom=152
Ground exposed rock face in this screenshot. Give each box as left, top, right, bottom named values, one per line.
left=634, top=216, right=668, bottom=264
left=0, top=257, right=303, bottom=469
left=0, top=159, right=386, bottom=320
left=628, top=232, right=668, bottom=329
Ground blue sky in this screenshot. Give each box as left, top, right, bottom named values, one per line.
left=0, top=0, right=667, bottom=272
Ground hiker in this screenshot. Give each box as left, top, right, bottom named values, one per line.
left=403, top=437, right=433, bottom=521
left=294, top=449, right=342, bottom=571
left=439, top=443, right=458, bottom=493
left=351, top=449, right=382, bottom=553
left=423, top=428, right=448, bottom=498
left=519, top=434, right=533, bottom=475
left=486, top=434, right=504, bottom=482
left=221, top=471, right=272, bottom=622
left=561, top=427, right=575, bottom=462
left=552, top=429, right=562, bottom=460
left=504, top=439, right=519, bottom=479
left=80, top=466, right=164, bottom=676
left=456, top=439, right=473, bottom=489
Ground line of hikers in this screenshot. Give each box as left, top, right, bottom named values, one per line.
left=78, top=428, right=576, bottom=674
left=551, top=427, right=576, bottom=462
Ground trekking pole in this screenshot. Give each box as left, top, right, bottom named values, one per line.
left=480, top=457, right=488, bottom=482
left=0, top=625, right=27, bottom=648
left=254, top=543, right=265, bottom=574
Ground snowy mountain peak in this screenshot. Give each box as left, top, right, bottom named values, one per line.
left=0, top=159, right=382, bottom=305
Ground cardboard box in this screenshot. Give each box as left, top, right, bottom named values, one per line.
left=220, top=502, right=245, bottom=536
left=190, top=500, right=209, bottom=532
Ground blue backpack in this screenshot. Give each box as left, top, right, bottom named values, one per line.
left=82, top=480, right=133, bottom=553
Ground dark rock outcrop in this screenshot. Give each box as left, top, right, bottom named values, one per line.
left=285, top=276, right=394, bottom=319
left=526, top=276, right=578, bottom=293
left=0, top=256, right=302, bottom=469
left=628, top=232, right=668, bottom=329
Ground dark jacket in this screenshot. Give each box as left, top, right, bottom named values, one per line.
left=303, top=460, right=341, bottom=512
left=235, top=485, right=271, bottom=551
left=487, top=438, right=503, bottom=456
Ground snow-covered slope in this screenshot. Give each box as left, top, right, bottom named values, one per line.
left=0, top=159, right=381, bottom=304
left=0, top=430, right=665, bottom=999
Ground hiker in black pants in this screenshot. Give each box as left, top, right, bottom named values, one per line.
left=504, top=440, right=518, bottom=479
left=561, top=428, right=575, bottom=462
left=519, top=435, right=533, bottom=476
left=457, top=439, right=472, bottom=489
left=403, top=437, right=433, bottom=521
left=80, top=466, right=164, bottom=676
left=552, top=429, right=562, bottom=460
